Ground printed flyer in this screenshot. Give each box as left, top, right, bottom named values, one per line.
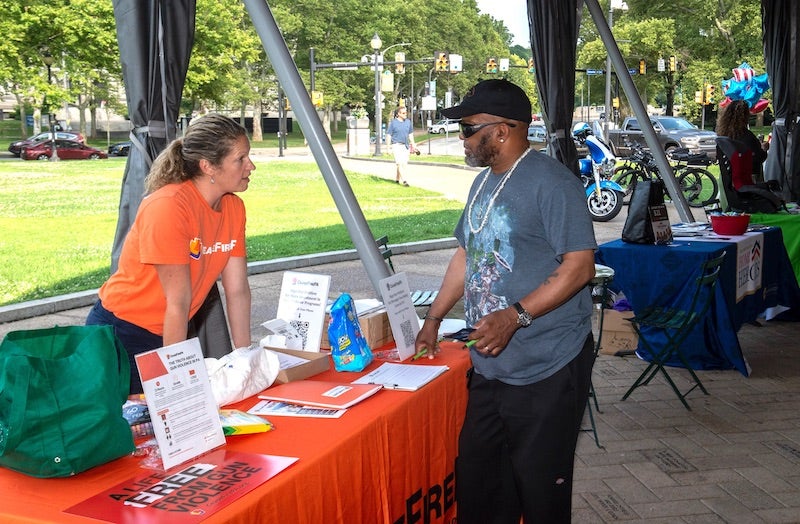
left=135, top=338, right=225, bottom=470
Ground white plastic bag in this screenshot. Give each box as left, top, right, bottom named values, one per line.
left=205, top=345, right=280, bottom=407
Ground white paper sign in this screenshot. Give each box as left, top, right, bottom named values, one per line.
left=135, top=338, right=225, bottom=470
left=276, top=271, right=331, bottom=352
left=379, top=272, right=420, bottom=361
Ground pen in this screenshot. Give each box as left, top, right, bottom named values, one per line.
left=463, top=339, right=477, bottom=349
left=411, top=348, right=428, bottom=361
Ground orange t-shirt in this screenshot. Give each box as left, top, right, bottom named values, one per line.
left=99, top=181, right=247, bottom=335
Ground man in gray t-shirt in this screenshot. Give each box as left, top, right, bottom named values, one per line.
left=415, top=79, right=597, bottom=523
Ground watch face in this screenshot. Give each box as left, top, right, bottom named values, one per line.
left=518, top=311, right=534, bottom=327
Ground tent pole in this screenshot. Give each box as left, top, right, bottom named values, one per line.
left=242, top=0, right=391, bottom=296
left=584, top=0, right=695, bottom=222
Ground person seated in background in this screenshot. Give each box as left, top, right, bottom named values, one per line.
left=716, top=99, right=768, bottom=185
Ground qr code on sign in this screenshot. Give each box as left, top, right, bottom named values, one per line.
left=399, top=319, right=415, bottom=347
left=289, top=320, right=310, bottom=349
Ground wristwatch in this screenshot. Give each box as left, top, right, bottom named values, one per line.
left=512, top=302, right=534, bottom=327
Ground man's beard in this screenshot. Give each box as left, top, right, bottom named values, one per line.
left=464, top=134, right=499, bottom=167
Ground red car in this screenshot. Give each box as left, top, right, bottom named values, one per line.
left=21, top=140, right=107, bottom=161
left=8, top=131, right=85, bottom=156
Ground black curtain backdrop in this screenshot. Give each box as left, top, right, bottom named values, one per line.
left=762, top=0, right=800, bottom=202
left=111, top=0, right=196, bottom=272
left=527, top=0, right=583, bottom=175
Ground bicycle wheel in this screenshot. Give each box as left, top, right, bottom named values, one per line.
left=678, top=168, right=719, bottom=208
left=613, top=168, right=650, bottom=204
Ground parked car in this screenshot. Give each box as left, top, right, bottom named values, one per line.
left=606, top=116, right=717, bottom=160
left=108, top=141, right=132, bottom=156
left=427, top=119, right=460, bottom=134
left=527, top=124, right=548, bottom=150
left=8, top=131, right=85, bottom=156
left=21, top=140, right=107, bottom=161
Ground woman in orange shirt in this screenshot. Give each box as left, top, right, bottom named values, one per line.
left=87, top=114, right=255, bottom=394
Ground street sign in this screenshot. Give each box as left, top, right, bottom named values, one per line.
left=628, top=68, right=638, bottom=75
left=586, top=69, right=604, bottom=75
left=421, top=95, right=437, bottom=111
left=381, top=70, right=394, bottom=92
left=331, top=62, right=358, bottom=71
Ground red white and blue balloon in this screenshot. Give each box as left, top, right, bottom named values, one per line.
left=720, top=62, right=770, bottom=113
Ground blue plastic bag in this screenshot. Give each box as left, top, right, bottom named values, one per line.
left=328, top=293, right=374, bottom=372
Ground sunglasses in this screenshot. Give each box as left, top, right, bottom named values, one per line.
left=460, top=121, right=516, bottom=138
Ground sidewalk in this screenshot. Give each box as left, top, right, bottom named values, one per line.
left=2, top=149, right=799, bottom=521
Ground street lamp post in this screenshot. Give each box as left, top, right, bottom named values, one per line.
left=40, top=50, right=59, bottom=162
left=371, top=33, right=383, bottom=156
left=604, top=0, right=628, bottom=141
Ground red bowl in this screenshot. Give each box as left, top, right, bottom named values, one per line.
left=710, top=214, right=750, bottom=236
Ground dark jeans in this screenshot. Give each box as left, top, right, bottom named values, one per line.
left=455, top=335, right=594, bottom=524
left=86, top=300, right=162, bottom=395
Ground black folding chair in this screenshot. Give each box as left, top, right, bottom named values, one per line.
left=621, top=252, right=726, bottom=410
left=376, top=235, right=437, bottom=308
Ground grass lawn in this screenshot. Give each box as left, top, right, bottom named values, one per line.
left=0, top=156, right=463, bottom=306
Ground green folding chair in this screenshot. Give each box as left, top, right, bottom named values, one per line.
left=621, top=251, right=726, bottom=410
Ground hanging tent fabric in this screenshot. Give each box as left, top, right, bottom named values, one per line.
left=762, top=0, right=800, bottom=203
left=111, top=0, right=233, bottom=359
left=527, top=0, right=582, bottom=175
left=110, top=0, right=196, bottom=273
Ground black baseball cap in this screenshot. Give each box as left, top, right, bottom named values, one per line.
left=441, top=79, right=532, bottom=124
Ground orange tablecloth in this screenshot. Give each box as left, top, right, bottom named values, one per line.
left=0, top=343, right=471, bottom=523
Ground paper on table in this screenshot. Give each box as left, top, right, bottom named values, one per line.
left=351, top=362, right=449, bottom=391
left=248, top=399, right=346, bottom=419
left=266, top=349, right=310, bottom=370
left=258, top=380, right=383, bottom=409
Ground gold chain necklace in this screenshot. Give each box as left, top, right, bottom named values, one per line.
left=467, top=149, right=531, bottom=234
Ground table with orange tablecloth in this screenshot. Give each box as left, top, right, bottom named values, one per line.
left=0, top=343, right=471, bottom=524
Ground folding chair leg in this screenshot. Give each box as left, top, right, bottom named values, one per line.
left=581, top=396, right=603, bottom=448
left=589, top=381, right=601, bottom=412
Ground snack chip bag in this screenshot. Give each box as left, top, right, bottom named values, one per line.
left=328, top=293, right=373, bottom=372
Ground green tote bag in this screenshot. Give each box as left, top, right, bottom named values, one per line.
left=0, top=325, right=135, bottom=477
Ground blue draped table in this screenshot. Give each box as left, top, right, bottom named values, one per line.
left=596, top=228, right=800, bottom=376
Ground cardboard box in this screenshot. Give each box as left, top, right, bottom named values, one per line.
left=319, top=310, right=394, bottom=350
left=265, top=347, right=330, bottom=383
left=598, top=310, right=639, bottom=356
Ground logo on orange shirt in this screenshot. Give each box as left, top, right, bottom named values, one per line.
left=189, top=237, right=202, bottom=260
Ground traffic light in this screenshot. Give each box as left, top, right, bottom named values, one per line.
left=669, top=55, right=677, bottom=72
left=435, top=51, right=449, bottom=72
left=705, top=83, right=716, bottom=104
left=638, top=59, right=646, bottom=75
left=311, top=90, right=323, bottom=108
left=527, top=58, right=535, bottom=73
left=395, top=51, right=405, bottom=74
left=486, top=57, right=498, bottom=74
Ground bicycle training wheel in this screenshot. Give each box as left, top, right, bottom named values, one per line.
left=677, top=168, right=719, bottom=208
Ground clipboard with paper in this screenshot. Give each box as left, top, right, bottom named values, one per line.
left=351, top=362, right=450, bottom=391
